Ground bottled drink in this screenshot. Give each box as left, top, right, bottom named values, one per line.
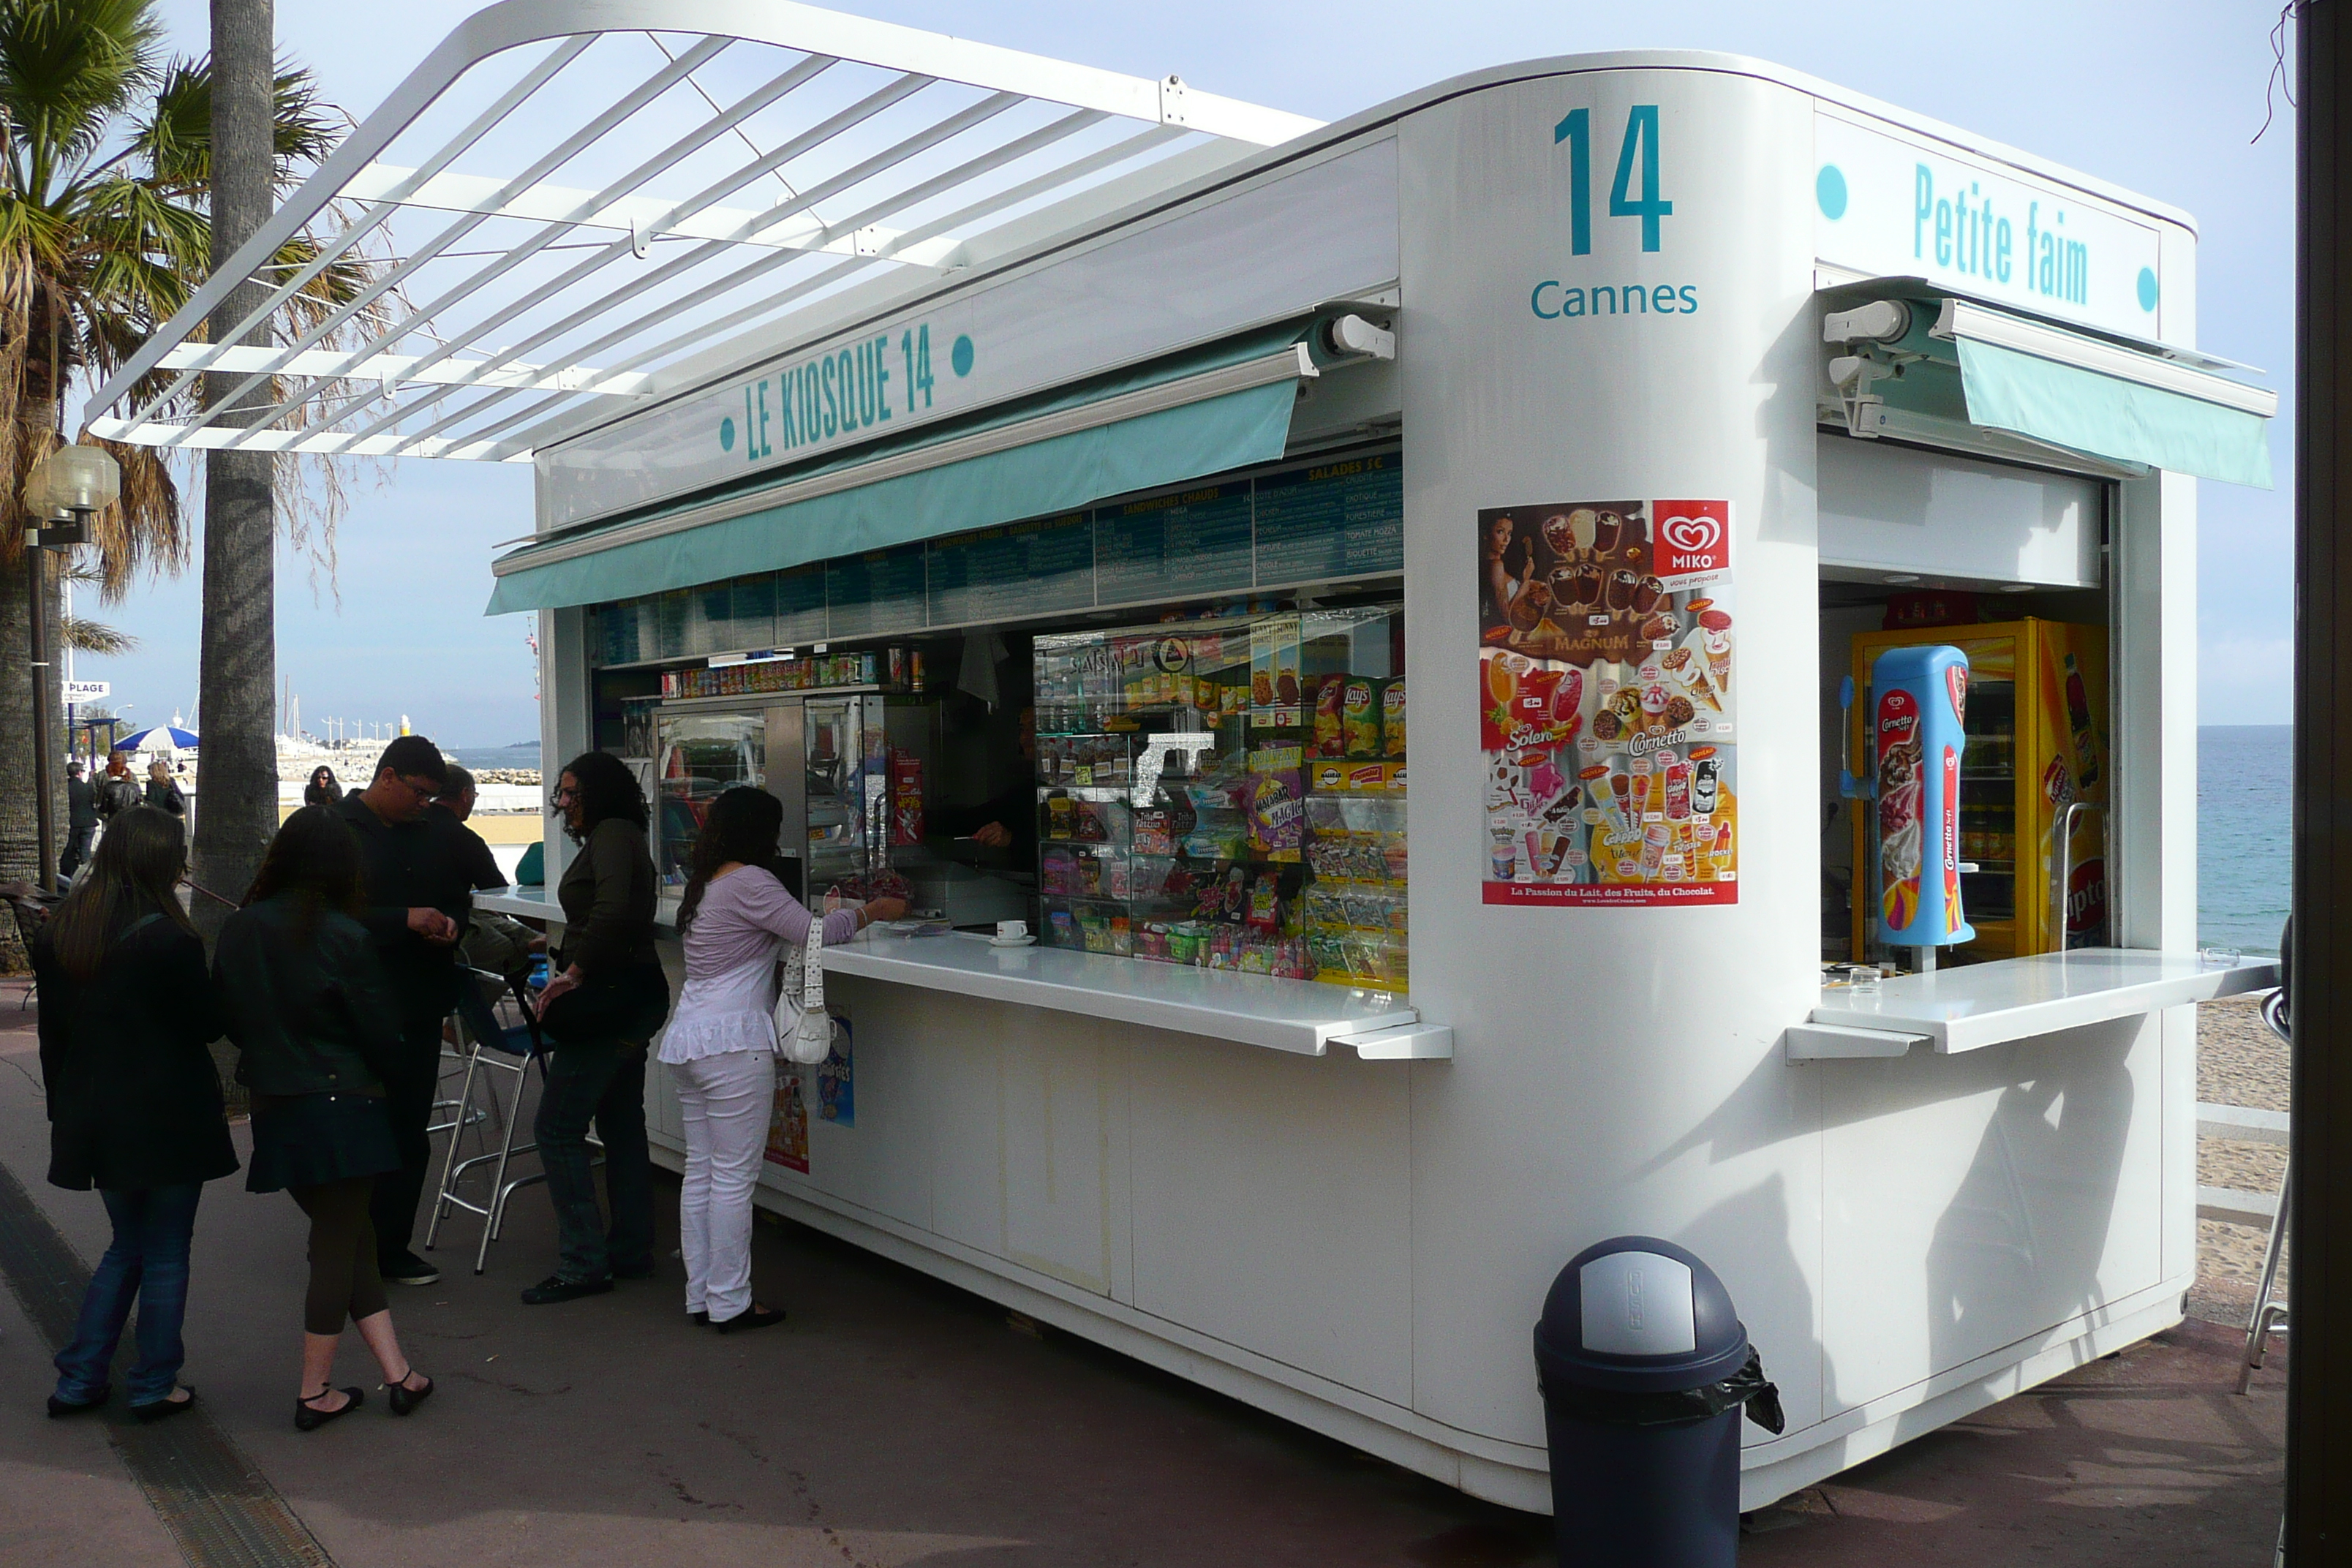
left=2062, top=652, right=2099, bottom=790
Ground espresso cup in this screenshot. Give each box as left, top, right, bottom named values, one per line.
left=997, top=919, right=1028, bottom=941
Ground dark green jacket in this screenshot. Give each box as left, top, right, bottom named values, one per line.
left=213, top=894, right=403, bottom=1097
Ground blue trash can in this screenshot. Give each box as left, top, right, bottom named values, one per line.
left=1532, top=1237, right=1784, bottom=1567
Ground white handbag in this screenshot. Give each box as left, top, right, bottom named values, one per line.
left=776, top=908, right=838, bottom=1066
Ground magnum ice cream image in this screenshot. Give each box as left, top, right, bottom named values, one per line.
left=1876, top=689, right=1926, bottom=932
left=1868, top=642, right=1975, bottom=947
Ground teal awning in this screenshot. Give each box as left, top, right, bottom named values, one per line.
left=1954, top=336, right=2274, bottom=489
left=487, top=327, right=1312, bottom=615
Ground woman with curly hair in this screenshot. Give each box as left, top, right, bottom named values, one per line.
left=214, top=807, right=434, bottom=1430
left=523, top=751, right=671, bottom=1305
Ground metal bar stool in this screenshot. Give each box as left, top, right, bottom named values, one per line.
left=2239, top=987, right=2293, bottom=1394
left=425, top=966, right=553, bottom=1275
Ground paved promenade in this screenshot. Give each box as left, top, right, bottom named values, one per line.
left=0, top=981, right=2284, bottom=1566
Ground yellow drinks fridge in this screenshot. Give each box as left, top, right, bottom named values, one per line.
left=1848, top=619, right=2108, bottom=964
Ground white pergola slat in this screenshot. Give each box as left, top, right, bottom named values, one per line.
left=87, top=0, right=1319, bottom=465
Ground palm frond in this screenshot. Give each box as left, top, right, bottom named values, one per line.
left=61, top=612, right=133, bottom=655
left=113, top=53, right=342, bottom=195
left=0, top=0, right=163, bottom=195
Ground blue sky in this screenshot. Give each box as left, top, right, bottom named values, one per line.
left=83, top=0, right=2294, bottom=744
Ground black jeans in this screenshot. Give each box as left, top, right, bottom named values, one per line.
left=59, top=823, right=93, bottom=881
left=369, top=1011, right=443, bottom=1267
left=534, top=1039, right=653, bottom=1284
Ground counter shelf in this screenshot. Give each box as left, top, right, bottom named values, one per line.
left=823, top=929, right=1448, bottom=1058
left=1790, top=948, right=2280, bottom=1058
left=468, top=889, right=1448, bottom=1060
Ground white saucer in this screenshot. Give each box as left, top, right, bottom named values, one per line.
left=990, top=935, right=1037, bottom=947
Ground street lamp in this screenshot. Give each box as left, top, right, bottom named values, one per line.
left=22, top=443, right=121, bottom=890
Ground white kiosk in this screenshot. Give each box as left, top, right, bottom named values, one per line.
left=92, top=5, right=2279, bottom=1512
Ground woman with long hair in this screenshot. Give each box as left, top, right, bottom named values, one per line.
left=143, top=758, right=186, bottom=818
left=34, top=807, right=233, bottom=1421
left=303, top=765, right=343, bottom=806
left=666, top=788, right=902, bottom=1331
left=213, top=807, right=434, bottom=1430
left=523, top=750, right=673, bottom=1305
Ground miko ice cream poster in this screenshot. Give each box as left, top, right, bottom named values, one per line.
left=1477, top=498, right=1739, bottom=906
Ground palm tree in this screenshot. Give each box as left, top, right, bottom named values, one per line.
left=0, top=0, right=386, bottom=927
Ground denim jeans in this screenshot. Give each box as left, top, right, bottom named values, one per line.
left=53, top=1184, right=203, bottom=1406
left=534, top=1039, right=653, bottom=1284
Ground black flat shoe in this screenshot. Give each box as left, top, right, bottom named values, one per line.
left=712, top=1304, right=787, bottom=1335
left=689, top=1309, right=709, bottom=1325
left=295, top=1386, right=363, bottom=1432
left=47, top=1389, right=108, bottom=1418
left=131, top=1387, right=197, bottom=1425
left=519, top=1274, right=614, bottom=1305
left=387, top=1372, right=434, bottom=1417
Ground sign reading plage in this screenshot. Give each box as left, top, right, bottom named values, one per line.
left=1477, top=498, right=1738, bottom=906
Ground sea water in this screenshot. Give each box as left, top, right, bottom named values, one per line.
left=2200, top=725, right=2291, bottom=956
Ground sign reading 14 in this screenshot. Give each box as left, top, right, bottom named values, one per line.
left=1553, top=105, right=1671, bottom=253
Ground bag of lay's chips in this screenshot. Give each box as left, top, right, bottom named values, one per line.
left=1342, top=676, right=1381, bottom=758
left=1380, top=677, right=1406, bottom=758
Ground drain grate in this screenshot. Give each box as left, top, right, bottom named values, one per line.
left=0, top=1160, right=336, bottom=1568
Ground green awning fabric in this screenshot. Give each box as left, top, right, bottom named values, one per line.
left=1954, top=336, right=2274, bottom=489
left=486, top=328, right=1308, bottom=615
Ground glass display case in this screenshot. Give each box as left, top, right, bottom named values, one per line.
left=1034, top=605, right=1408, bottom=990
left=652, top=709, right=768, bottom=883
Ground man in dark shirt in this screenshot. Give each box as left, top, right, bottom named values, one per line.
left=337, top=735, right=470, bottom=1286
left=60, top=763, right=97, bottom=883
left=434, top=765, right=549, bottom=982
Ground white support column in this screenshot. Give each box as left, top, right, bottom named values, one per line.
left=542, top=606, right=592, bottom=886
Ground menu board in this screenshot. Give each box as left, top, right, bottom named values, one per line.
left=927, top=511, right=1094, bottom=626
left=826, top=545, right=927, bottom=638
left=727, top=574, right=777, bottom=647
left=774, top=563, right=826, bottom=645
left=1096, top=482, right=1254, bottom=606
left=655, top=590, right=691, bottom=660
left=1476, top=497, right=1738, bottom=907
left=1254, top=455, right=1403, bottom=587
left=595, top=600, right=645, bottom=667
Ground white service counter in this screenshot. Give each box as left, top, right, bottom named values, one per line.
left=473, top=888, right=1449, bottom=1058
left=1791, top=950, right=2281, bottom=1058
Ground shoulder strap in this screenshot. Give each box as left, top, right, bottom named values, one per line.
left=113, top=911, right=167, bottom=947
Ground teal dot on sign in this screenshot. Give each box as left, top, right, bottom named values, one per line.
left=719, top=415, right=736, bottom=452
left=2136, top=267, right=2159, bottom=312
left=1816, top=165, right=1847, bottom=221
left=951, top=335, right=975, bottom=377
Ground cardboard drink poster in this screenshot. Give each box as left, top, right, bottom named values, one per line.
left=818, top=1019, right=855, bottom=1127
left=765, top=1072, right=810, bottom=1173
left=1477, top=499, right=1738, bottom=905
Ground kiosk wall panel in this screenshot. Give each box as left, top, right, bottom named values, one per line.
left=1394, top=65, right=1827, bottom=1463
left=1816, top=1015, right=2164, bottom=1411
left=1128, top=1045, right=1414, bottom=1407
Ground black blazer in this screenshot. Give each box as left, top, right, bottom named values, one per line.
left=34, top=909, right=238, bottom=1192
left=214, top=895, right=404, bottom=1097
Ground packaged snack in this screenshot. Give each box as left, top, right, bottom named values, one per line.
left=1110, top=915, right=1132, bottom=956
left=1251, top=770, right=1305, bottom=860
left=1047, top=795, right=1074, bottom=839
left=890, top=752, right=924, bottom=845
left=1134, top=808, right=1175, bottom=857
left=1049, top=908, right=1078, bottom=946
left=1312, top=676, right=1347, bottom=758
left=1247, top=872, right=1280, bottom=932
left=1335, top=676, right=1376, bottom=757
left=1381, top=677, right=1407, bottom=758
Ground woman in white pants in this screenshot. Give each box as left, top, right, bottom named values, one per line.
left=663, top=788, right=904, bottom=1332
